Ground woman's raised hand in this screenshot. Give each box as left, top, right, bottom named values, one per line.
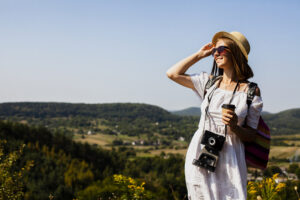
left=166, top=42, right=215, bottom=90
left=196, top=42, right=214, bottom=59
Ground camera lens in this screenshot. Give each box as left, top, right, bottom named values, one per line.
left=207, top=158, right=215, bottom=167
left=208, top=137, right=216, bottom=146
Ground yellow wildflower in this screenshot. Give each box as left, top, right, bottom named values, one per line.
left=275, top=183, right=285, bottom=192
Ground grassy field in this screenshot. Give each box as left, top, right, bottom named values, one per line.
left=73, top=133, right=136, bottom=149
left=269, top=146, right=300, bottom=159
left=73, top=133, right=188, bottom=155
left=73, top=133, right=112, bottom=149
left=73, top=132, right=300, bottom=167
left=272, top=134, right=300, bottom=139
left=147, top=148, right=187, bottom=156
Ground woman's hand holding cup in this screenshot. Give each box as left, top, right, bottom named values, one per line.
left=222, top=104, right=238, bottom=131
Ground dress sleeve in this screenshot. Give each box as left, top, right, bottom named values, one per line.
left=189, top=71, right=210, bottom=101
left=246, top=95, right=263, bottom=129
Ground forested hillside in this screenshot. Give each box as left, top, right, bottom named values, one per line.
left=262, top=108, right=300, bottom=135
left=170, top=107, right=270, bottom=117
left=171, top=107, right=201, bottom=117
left=0, top=120, right=186, bottom=199
left=172, top=106, right=300, bottom=135
left=0, top=102, right=199, bottom=141
left=0, top=102, right=299, bottom=136
left=0, top=102, right=173, bottom=120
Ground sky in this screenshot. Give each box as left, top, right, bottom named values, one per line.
left=0, top=0, right=299, bottom=113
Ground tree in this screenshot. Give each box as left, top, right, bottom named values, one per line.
left=64, top=159, right=94, bottom=191
left=288, top=163, right=299, bottom=173
left=295, top=168, right=300, bottom=179
left=263, top=166, right=283, bottom=177
left=0, top=140, right=34, bottom=200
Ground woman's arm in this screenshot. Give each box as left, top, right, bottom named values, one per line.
left=223, top=87, right=261, bottom=142
left=166, top=42, right=214, bottom=89
left=229, top=124, right=257, bottom=142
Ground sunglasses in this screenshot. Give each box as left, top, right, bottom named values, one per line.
left=211, top=46, right=230, bottom=56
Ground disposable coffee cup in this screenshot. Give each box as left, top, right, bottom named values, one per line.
left=222, top=104, right=236, bottom=115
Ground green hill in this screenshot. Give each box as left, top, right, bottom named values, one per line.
left=0, top=102, right=199, bottom=141
left=0, top=102, right=173, bottom=120
left=262, top=108, right=300, bottom=135
left=0, top=102, right=299, bottom=135
left=172, top=106, right=300, bottom=135
left=171, top=107, right=201, bottom=116
left=171, top=107, right=271, bottom=117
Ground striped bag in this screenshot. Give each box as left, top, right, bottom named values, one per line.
left=243, top=82, right=271, bottom=170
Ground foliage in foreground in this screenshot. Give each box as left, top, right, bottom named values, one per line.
left=112, top=174, right=150, bottom=200
left=76, top=174, right=152, bottom=200
left=1, top=120, right=300, bottom=200
left=247, top=173, right=286, bottom=200
left=0, top=141, right=33, bottom=200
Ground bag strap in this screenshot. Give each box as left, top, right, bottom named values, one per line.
left=244, top=82, right=258, bottom=127
left=246, top=82, right=258, bottom=109
left=204, top=75, right=222, bottom=97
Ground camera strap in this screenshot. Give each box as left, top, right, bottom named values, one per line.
left=204, top=77, right=240, bottom=137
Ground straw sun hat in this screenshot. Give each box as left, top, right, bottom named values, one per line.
left=212, top=31, right=250, bottom=60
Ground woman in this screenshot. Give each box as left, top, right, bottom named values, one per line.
left=166, top=31, right=263, bottom=200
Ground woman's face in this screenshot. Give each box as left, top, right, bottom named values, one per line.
left=213, top=39, right=233, bottom=70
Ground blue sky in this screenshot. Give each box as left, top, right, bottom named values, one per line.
left=0, top=0, right=299, bottom=113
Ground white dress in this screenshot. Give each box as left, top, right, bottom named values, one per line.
left=185, top=71, right=263, bottom=200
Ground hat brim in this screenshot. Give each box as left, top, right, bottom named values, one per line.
left=212, top=31, right=248, bottom=60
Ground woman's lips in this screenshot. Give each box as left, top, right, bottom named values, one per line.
left=216, top=57, right=223, bottom=62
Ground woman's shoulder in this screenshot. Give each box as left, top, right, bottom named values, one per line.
left=239, top=80, right=261, bottom=96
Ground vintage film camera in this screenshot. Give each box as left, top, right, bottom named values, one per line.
left=192, top=130, right=226, bottom=172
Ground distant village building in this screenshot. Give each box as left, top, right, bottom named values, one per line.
left=274, top=171, right=288, bottom=183
left=131, top=140, right=145, bottom=146
left=247, top=173, right=254, bottom=181
left=178, top=136, right=185, bottom=141
left=256, top=177, right=263, bottom=181
left=287, top=173, right=298, bottom=180
left=275, top=175, right=287, bottom=183
left=87, top=130, right=94, bottom=135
